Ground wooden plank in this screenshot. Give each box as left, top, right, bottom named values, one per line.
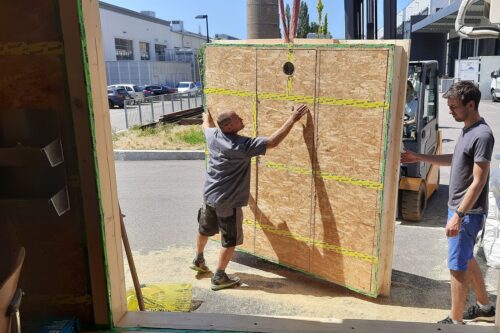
left=377, top=41, right=410, bottom=296
left=81, top=0, right=127, bottom=325
left=117, top=311, right=497, bottom=333
left=214, top=38, right=339, bottom=45
left=58, top=0, right=111, bottom=325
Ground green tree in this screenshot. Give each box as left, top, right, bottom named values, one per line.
left=309, top=21, right=319, bottom=34
left=297, top=1, right=310, bottom=38
left=317, top=0, right=324, bottom=30
left=285, top=3, right=291, bottom=31
left=323, top=14, right=329, bottom=36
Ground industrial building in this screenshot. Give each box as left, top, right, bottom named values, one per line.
left=99, top=1, right=209, bottom=86
left=383, top=0, right=500, bottom=98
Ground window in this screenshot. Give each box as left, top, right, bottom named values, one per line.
left=115, top=38, right=133, bottom=60
left=155, top=44, right=166, bottom=61
left=423, top=69, right=437, bottom=123
left=139, top=42, right=150, bottom=60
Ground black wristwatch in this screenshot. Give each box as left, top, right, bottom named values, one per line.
left=455, top=209, right=465, bottom=219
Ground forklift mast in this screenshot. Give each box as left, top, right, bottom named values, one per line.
left=402, top=61, right=439, bottom=179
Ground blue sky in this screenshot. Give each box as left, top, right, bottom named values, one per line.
left=102, top=0, right=412, bottom=40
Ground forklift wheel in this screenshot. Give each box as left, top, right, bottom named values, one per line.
left=401, top=182, right=427, bottom=222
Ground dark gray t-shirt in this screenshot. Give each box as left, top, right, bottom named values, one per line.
left=448, top=118, right=494, bottom=213
left=203, top=128, right=268, bottom=208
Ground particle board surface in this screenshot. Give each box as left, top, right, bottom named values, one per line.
left=202, top=40, right=407, bottom=297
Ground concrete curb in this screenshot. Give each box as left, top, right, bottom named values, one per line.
left=114, top=149, right=205, bottom=161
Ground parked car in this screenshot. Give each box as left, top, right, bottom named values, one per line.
left=162, top=84, right=177, bottom=94
left=491, top=69, right=500, bottom=102
left=138, top=85, right=154, bottom=97
left=176, top=81, right=198, bottom=95
left=108, top=84, right=144, bottom=102
left=107, top=87, right=129, bottom=108
left=143, top=84, right=175, bottom=95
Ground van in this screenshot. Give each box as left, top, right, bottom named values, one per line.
left=176, top=81, right=198, bottom=96
left=108, top=84, right=144, bottom=102
left=491, top=69, right=500, bottom=102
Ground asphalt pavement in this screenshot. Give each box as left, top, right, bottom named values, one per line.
left=115, top=97, right=500, bottom=323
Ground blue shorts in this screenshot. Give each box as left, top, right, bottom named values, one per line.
left=447, top=209, right=484, bottom=271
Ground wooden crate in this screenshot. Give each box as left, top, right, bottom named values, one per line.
left=202, top=39, right=408, bottom=297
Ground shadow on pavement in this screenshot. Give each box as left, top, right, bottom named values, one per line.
left=231, top=252, right=454, bottom=310
left=399, top=185, right=449, bottom=228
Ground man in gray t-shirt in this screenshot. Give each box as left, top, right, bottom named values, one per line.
left=191, top=105, right=309, bottom=291
left=402, top=81, right=495, bottom=324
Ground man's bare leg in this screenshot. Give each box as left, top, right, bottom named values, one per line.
left=450, top=269, right=471, bottom=322
left=468, top=258, right=490, bottom=305
left=196, top=233, right=209, bottom=255
left=216, top=246, right=235, bottom=271
left=190, top=233, right=210, bottom=273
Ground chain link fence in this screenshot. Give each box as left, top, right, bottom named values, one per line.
left=123, top=91, right=203, bottom=128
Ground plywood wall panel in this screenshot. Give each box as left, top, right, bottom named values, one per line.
left=240, top=163, right=258, bottom=254
left=254, top=167, right=312, bottom=271
left=317, top=49, right=390, bottom=101
left=203, top=41, right=407, bottom=297
left=0, top=57, right=66, bottom=111
left=0, top=1, right=60, bottom=42
left=205, top=47, right=256, bottom=92
left=315, top=106, right=385, bottom=182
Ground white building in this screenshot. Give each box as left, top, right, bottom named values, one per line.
left=99, top=2, right=209, bottom=86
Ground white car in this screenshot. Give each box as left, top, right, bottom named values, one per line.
left=108, top=84, right=144, bottom=102
left=491, top=69, right=500, bottom=102
left=176, top=81, right=198, bottom=96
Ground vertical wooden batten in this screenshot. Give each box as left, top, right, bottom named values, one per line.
left=79, top=0, right=127, bottom=325
left=58, top=0, right=112, bottom=326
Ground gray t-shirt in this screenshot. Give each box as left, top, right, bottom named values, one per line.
left=448, top=118, right=494, bottom=213
left=203, top=128, right=268, bottom=208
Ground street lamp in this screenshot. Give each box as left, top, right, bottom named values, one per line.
left=195, top=14, right=210, bottom=43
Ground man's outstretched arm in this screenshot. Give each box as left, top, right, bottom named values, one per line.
left=266, top=104, right=309, bottom=149
left=401, top=149, right=453, bottom=166
left=202, top=111, right=216, bottom=130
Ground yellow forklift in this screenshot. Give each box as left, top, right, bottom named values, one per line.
left=399, top=61, right=441, bottom=222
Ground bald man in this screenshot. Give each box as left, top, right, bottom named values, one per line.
left=191, top=105, right=309, bottom=290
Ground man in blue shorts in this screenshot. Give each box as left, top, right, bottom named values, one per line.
left=191, top=104, right=309, bottom=291
left=402, top=81, right=495, bottom=324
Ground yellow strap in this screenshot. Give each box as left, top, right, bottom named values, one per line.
left=204, top=87, right=388, bottom=109
left=244, top=219, right=377, bottom=263
left=264, top=161, right=383, bottom=190
left=0, top=42, right=64, bottom=56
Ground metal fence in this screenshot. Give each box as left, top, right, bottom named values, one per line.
left=123, top=91, right=203, bottom=129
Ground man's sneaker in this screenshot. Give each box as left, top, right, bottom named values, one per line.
left=190, top=259, right=210, bottom=273
left=463, top=304, right=495, bottom=322
left=211, top=272, right=241, bottom=291
left=437, top=316, right=464, bottom=325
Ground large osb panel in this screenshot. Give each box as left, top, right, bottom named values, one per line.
left=311, top=49, right=392, bottom=294
left=254, top=49, right=315, bottom=271
left=203, top=43, right=399, bottom=297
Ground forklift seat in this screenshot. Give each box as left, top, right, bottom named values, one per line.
left=0, top=247, right=25, bottom=333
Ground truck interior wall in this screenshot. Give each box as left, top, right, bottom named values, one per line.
left=0, top=0, right=115, bottom=329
